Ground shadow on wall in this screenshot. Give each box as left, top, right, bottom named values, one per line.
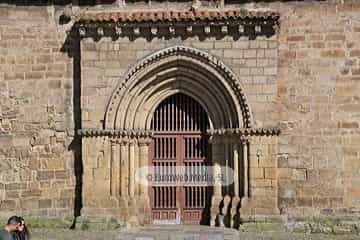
left=60, top=25, right=83, bottom=229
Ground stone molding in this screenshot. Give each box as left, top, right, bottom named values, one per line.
left=78, top=127, right=279, bottom=138
left=77, top=128, right=153, bottom=138
left=207, top=127, right=280, bottom=137
left=105, top=45, right=252, bottom=129
left=74, top=10, right=279, bottom=39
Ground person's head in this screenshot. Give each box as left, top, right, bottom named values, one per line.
left=17, top=217, right=25, bottom=232
left=6, top=216, right=22, bottom=232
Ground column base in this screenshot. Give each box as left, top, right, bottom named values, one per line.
left=230, top=196, right=241, bottom=228
left=137, top=196, right=152, bottom=225
left=210, top=195, right=223, bottom=226
left=127, top=197, right=139, bottom=226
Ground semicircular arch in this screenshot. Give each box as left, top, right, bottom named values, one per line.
left=105, top=45, right=252, bottom=130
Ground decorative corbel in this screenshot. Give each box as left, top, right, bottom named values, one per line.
left=238, top=25, right=245, bottom=33
left=97, top=27, right=104, bottom=36
left=151, top=27, right=158, bottom=35
left=204, top=26, right=211, bottom=34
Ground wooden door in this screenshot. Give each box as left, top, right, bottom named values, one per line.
left=150, top=93, right=210, bottom=224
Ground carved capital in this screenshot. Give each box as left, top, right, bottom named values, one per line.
left=138, top=137, right=152, bottom=146
left=119, top=137, right=129, bottom=146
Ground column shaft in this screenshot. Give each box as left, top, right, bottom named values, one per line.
left=110, top=143, right=120, bottom=196
left=139, top=142, right=150, bottom=196
left=120, top=141, right=129, bottom=197
left=243, top=140, right=249, bottom=197
left=212, top=139, right=222, bottom=197
left=129, top=141, right=135, bottom=197
left=233, top=144, right=239, bottom=197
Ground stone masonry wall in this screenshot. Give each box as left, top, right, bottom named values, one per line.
left=0, top=6, right=75, bottom=217
left=0, top=0, right=360, bottom=222
left=276, top=2, right=360, bottom=218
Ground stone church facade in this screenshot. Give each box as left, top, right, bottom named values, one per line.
left=1, top=0, right=360, bottom=228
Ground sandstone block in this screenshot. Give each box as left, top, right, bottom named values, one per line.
left=0, top=200, right=16, bottom=210
left=5, top=183, right=27, bottom=191
left=37, top=170, right=55, bottom=181
left=297, top=197, right=312, bottom=207
left=287, top=36, right=305, bottom=41
left=232, top=41, right=249, bottom=49
left=214, top=42, right=231, bottom=49
left=292, top=169, right=307, bottom=181
left=349, top=49, right=360, bottom=57
left=20, top=198, right=39, bottom=209
left=313, top=197, right=329, bottom=208
left=265, top=168, right=276, bottom=179
left=21, top=189, right=42, bottom=197
left=224, top=49, right=243, bottom=58
left=41, top=158, right=64, bottom=169
left=320, top=49, right=345, bottom=57
left=244, top=49, right=257, bottom=58
left=55, top=170, right=70, bottom=179
left=250, top=179, right=272, bottom=188
left=325, top=34, right=345, bottom=41
left=39, top=199, right=52, bottom=208
left=250, top=168, right=264, bottom=179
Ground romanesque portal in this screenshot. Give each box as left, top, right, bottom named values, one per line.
left=79, top=46, right=279, bottom=226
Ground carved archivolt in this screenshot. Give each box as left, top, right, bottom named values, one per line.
left=105, top=45, right=252, bottom=131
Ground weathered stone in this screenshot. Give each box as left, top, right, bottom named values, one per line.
left=5, top=183, right=27, bottom=191
left=37, top=171, right=55, bottom=181
left=21, top=189, right=42, bottom=197
left=320, top=50, right=345, bottom=58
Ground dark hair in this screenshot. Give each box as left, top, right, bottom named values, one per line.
left=7, top=216, right=21, bottom=226
left=17, top=217, right=31, bottom=240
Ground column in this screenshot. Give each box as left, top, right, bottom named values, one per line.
left=139, top=138, right=151, bottom=196
left=134, top=142, right=140, bottom=196
left=231, top=141, right=241, bottom=228
left=138, top=137, right=152, bottom=225
left=224, top=138, right=230, bottom=195
left=129, top=139, right=135, bottom=197
left=210, top=135, right=223, bottom=226
left=242, top=139, right=249, bottom=198
left=233, top=143, right=239, bottom=197
left=212, top=139, right=222, bottom=197
left=221, top=138, right=231, bottom=227
left=110, top=141, right=120, bottom=196
left=120, top=139, right=129, bottom=197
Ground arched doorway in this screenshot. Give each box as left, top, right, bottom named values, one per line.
left=78, top=46, right=277, bottom=226
left=149, top=93, right=211, bottom=224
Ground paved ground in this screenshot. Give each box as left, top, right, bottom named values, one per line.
left=31, top=225, right=360, bottom=240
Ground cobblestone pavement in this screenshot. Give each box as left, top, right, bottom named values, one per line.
left=31, top=225, right=360, bottom=240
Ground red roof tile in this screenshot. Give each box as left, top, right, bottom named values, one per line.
left=79, top=10, right=279, bottom=23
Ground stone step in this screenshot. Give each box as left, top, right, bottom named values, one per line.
left=116, top=225, right=240, bottom=240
